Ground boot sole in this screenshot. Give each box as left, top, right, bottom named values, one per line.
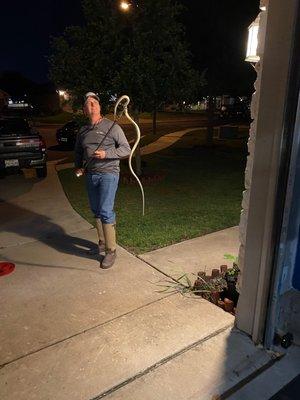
left=100, top=260, right=116, bottom=269
left=100, top=256, right=116, bottom=269
left=100, top=264, right=114, bottom=269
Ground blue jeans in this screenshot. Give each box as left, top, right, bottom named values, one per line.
left=86, top=173, right=119, bottom=224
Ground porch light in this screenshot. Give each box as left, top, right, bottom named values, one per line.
left=245, top=16, right=260, bottom=63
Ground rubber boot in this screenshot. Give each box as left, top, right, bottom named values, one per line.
left=95, top=218, right=106, bottom=254
left=101, top=223, right=117, bottom=269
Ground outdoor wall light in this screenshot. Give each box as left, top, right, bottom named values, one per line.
left=245, top=16, right=260, bottom=63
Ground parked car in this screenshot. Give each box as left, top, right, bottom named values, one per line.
left=0, top=117, right=47, bottom=178
left=56, top=120, right=80, bottom=148
left=219, top=100, right=251, bottom=122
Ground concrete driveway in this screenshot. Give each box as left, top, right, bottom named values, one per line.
left=0, top=160, right=273, bottom=400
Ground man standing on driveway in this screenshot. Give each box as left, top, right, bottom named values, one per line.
left=75, top=92, right=131, bottom=269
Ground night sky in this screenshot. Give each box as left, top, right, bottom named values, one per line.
left=0, top=0, right=84, bottom=83
left=0, top=0, right=259, bottom=85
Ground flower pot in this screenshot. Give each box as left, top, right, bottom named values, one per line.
left=211, top=269, right=220, bottom=278
left=224, top=298, right=234, bottom=313
left=225, top=281, right=239, bottom=306
left=193, top=276, right=207, bottom=296
left=220, top=265, right=228, bottom=274
left=210, top=291, right=220, bottom=304
left=217, top=299, right=225, bottom=309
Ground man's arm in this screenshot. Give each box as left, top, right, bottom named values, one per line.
left=104, top=124, right=131, bottom=159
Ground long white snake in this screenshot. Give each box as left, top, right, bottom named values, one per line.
left=114, top=95, right=145, bottom=216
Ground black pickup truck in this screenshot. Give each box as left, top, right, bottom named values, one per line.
left=0, top=117, right=47, bottom=178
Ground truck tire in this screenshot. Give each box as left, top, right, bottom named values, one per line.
left=36, top=165, right=47, bottom=178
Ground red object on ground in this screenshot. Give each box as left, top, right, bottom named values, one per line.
left=0, top=262, right=15, bottom=276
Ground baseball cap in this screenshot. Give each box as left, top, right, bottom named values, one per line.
left=84, top=92, right=100, bottom=104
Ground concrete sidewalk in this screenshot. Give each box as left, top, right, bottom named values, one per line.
left=0, top=162, right=273, bottom=400
left=55, top=126, right=205, bottom=172
left=0, top=161, right=91, bottom=248
left=141, top=127, right=203, bottom=155
left=139, top=226, right=239, bottom=278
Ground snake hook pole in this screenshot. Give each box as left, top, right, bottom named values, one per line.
left=114, top=95, right=145, bottom=216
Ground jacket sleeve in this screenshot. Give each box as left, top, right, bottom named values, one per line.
left=105, top=124, right=131, bottom=159
left=74, top=130, right=84, bottom=168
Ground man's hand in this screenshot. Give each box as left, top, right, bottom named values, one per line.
left=75, top=168, right=85, bottom=177
left=94, top=149, right=106, bottom=159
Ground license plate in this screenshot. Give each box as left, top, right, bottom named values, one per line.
left=5, top=159, right=19, bottom=167
left=60, top=138, right=68, bottom=142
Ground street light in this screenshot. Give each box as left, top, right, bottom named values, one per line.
left=120, top=1, right=130, bottom=11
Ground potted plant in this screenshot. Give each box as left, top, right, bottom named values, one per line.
left=154, top=259, right=238, bottom=312
left=223, top=254, right=239, bottom=279
left=155, top=271, right=227, bottom=304
left=222, top=254, right=240, bottom=306
left=193, top=272, right=227, bottom=304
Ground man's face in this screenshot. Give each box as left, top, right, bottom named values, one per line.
left=84, top=97, right=101, bottom=119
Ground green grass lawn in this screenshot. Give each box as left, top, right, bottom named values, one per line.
left=33, top=110, right=203, bottom=126
left=34, top=109, right=242, bottom=128
left=138, top=126, right=250, bottom=148
left=58, top=130, right=246, bottom=254
left=138, top=111, right=206, bottom=120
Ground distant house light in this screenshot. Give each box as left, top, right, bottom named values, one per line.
left=245, top=16, right=260, bottom=63
left=57, top=89, right=69, bottom=101
left=8, top=101, right=29, bottom=108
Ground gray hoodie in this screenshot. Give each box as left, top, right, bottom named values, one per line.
left=75, top=118, right=131, bottom=174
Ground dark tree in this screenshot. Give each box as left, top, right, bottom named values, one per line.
left=114, top=0, right=200, bottom=134
left=49, top=0, right=200, bottom=126
left=49, top=0, right=124, bottom=112
left=181, top=0, right=259, bottom=144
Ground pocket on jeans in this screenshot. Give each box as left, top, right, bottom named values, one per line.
left=104, top=173, right=119, bottom=182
